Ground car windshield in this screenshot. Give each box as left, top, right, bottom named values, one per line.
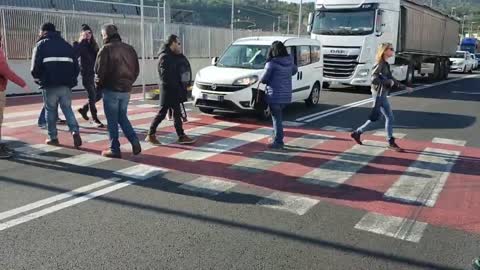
left=216, top=45, right=270, bottom=69
left=454, top=53, right=465, bottom=58
left=312, top=9, right=375, bottom=35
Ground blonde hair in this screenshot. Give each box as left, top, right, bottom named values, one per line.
left=375, top=43, right=392, bottom=63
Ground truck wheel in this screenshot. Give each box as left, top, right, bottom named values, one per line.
left=199, top=108, right=214, bottom=114
left=428, top=61, right=441, bottom=81
left=305, top=83, right=321, bottom=107
left=442, top=60, right=450, bottom=80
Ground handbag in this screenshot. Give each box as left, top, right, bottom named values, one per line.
left=250, top=82, right=267, bottom=111
left=368, top=82, right=385, bottom=122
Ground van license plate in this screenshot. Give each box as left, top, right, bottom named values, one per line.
left=203, top=94, right=224, bottom=101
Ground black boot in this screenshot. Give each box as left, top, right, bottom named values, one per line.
left=351, top=131, right=363, bottom=145
left=388, top=137, right=403, bottom=152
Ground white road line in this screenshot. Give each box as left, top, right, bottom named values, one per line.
left=451, top=91, right=480, bottom=95
left=57, top=153, right=111, bottom=167
left=133, top=117, right=200, bottom=131
left=296, top=75, right=479, bottom=123
left=172, top=127, right=271, bottom=161
left=432, top=137, right=467, bottom=147
left=383, top=148, right=460, bottom=207
left=0, top=178, right=121, bottom=222
left=299, top=140, right=388, bottom=187
left=321, top=126, right=352, bottom=132
left=128, top=112, right=158, bottom=121
left=135, top=104, right=159, bottom=109
left=257, top=192, right=320, bottom=216
left=373, top=131, right=407, bottom=139
left=114, top=164, right=168, bottom=180
left=83, top=133, right=110, bottom=143
left=15, top=144, right=62, bottom=155
left=283, top=121, right=304, bottom=127
left=178, top=176, right=237, bottom=196
left=354, top=212, right=428, bottom=243
left=0, top=178, right=135, bottom=232
left=232, top=133, right=333, bottom=172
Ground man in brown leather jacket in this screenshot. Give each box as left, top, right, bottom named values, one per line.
left=95, top=24, right=141, bottom=158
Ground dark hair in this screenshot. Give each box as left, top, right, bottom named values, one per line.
left=166, top=34, right=179, bottom=47
left=267, top=41, right=289, bottom=62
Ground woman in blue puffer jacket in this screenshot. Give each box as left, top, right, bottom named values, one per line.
left=260, top=41, right=298, bottom=149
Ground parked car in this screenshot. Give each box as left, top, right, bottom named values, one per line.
left=192, top=36, right=323, bottom=119
left=475, top=53, right=480, bottom=67
left=471, top=53, right=478, bottom=70
left=450, top=51, right=473, bottom=73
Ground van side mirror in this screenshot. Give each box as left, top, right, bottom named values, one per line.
left=375, top=9, right=384, bottom=37
left=307, top=12, right=314, bottom=33
left=211, top=57, right=219, bottom=65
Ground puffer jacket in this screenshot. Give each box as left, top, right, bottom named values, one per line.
left=371, top=60, right=406, bottom=96
left=260, top=56, right=298, bottom=104
left=0, top=47, right=26, bottom=91
left=94, top=34, right=139, bottom=92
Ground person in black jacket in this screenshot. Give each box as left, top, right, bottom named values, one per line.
left=167, top=53, right=191, bottom=122
left=31, top=23, right=82, bottom=149
left=74, top=24, right=105, bottom=128
left=145, top=35, right=195, bottom=145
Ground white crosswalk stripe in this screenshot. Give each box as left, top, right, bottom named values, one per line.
left=257, top=192, right=320, bottom=216
left=114, top=164, right=168, bottom=180
left=432, top=138, right=467, bottom=147
left=57, top=153, right=111, bottom=167
left=179, top=176, right=237, bottom=196
left=15, top=144, right=62, bottom=155
left=383, top=148, right=460, bottom=207
left=373, top=131, right=407, bottom=139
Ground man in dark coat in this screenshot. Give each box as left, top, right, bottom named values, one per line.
left=74, top=24, right=105, bottom=128
left=145, top=35, right=195, bottom=145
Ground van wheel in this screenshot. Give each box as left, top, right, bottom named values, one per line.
left=405, top=63, right=415, bottom=85
left=199, top=108, right=214, bottom=114
left=305, top=83, right=321, bottom=107
left=256, top=106, right=271, bottom=121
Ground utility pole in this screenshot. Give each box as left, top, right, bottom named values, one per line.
left=140, top=0, right=145, bottom=100
left=462, top=15, right=467, bottom=38
left=287, top=14, right=290, bottom=35
left=298, top=0, right=303, bottom=37
left=278, top=16, right=281, bottom=32
left=231, top=0, right=234, bottom=42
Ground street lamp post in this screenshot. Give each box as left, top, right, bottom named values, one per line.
left=462, top=15, right=468, bottom=38
left=297, top=0, right=303, bottom=37
left=231, top=0, right=234, bottom=42
left=471, top=22, right=476, bottom=36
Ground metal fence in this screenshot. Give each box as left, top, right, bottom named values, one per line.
left=0, top=6, right=279, bottom=60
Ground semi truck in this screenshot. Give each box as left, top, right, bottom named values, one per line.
left=460, top=38, right=480, bottom=54
left=307, top=0, right=460, bottom=88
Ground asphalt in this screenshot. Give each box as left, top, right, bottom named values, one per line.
left=1, top=72, right=479, bottom=270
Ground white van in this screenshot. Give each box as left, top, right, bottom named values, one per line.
left=192, top=36, right=323, bottom=119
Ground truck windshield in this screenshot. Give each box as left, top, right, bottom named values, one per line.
left=217, top=45, right=269, bottom=69
left=312, top=9, right=375, bottom=35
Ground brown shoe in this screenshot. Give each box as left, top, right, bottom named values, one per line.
left=132, top=141, right=142, bottom=156
left=45, top=138, right=60, bottom=146
left=177, top=135, right=196, bottom=145
left=101, top=150, right=122, bottom=159
left=72, top=132, right=82, bottom=149
left=145, top=134, right=162, bottom=146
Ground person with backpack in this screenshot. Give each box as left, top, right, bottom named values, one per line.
left=350, top=43, right=412, bottom=151
left=260, top=41, right=298, bottom=149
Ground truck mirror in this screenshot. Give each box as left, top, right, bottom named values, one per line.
left=307, top=12, right=314, bottom=33
left=375, top=9, right=384, bottom=36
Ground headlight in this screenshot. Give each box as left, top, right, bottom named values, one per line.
left=358, top=69, right=370, bottom=77
left=233, top=75, right=258, bottom=86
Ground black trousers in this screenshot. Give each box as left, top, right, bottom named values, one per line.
left=149, top=103, right=185, bottom=136
left=81, top=75, right=102, bottom=120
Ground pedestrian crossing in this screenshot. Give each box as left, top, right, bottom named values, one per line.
left=1, top=101, right=479, bottom=244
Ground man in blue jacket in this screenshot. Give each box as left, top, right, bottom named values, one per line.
left=31, top=22, right=82, bottom=149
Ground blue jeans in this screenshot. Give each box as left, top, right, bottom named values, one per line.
left=42, top=86, right=80, bottom=140
left=270, top=104, right=286, bottom=145
left=103, top=90, right=139, bottom=153
left=38, top=107, right=62, bottom=126
left=356, top=94, right=394, bottom=140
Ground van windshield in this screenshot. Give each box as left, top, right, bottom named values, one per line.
left=217, top=45, right=270, bottom=69
left=312, top=9, right=375, bottom=35
left=453, top=53, right=465, bottom=58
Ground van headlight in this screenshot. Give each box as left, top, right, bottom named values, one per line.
left=233, top=75, right=258, bottom=86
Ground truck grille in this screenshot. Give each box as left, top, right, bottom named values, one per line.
left=323, top=54, right=359, bottom=79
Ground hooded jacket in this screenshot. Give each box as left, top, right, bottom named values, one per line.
left=0, top=47, right=26, bottom=92
left=260, top=56, right=298, bottom=104
left=94, top=34, right=139, bottom=92
left=31, top=31, right=79, bottom=89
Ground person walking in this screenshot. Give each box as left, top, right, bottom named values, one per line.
left=260, top=41, right=297, bottom=149
left=74, top=24, right=105, bottom=128
left=0, top=33, right=30, bottom=158
left=31, top=23, right=82, bottom=149
left=350, top=43, right=412, bottom=151
left=145, top=35, right=195, bottom=145
left=167, top=52, right=191, bottom=122
left=95, top=24, right=141, bottom=158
